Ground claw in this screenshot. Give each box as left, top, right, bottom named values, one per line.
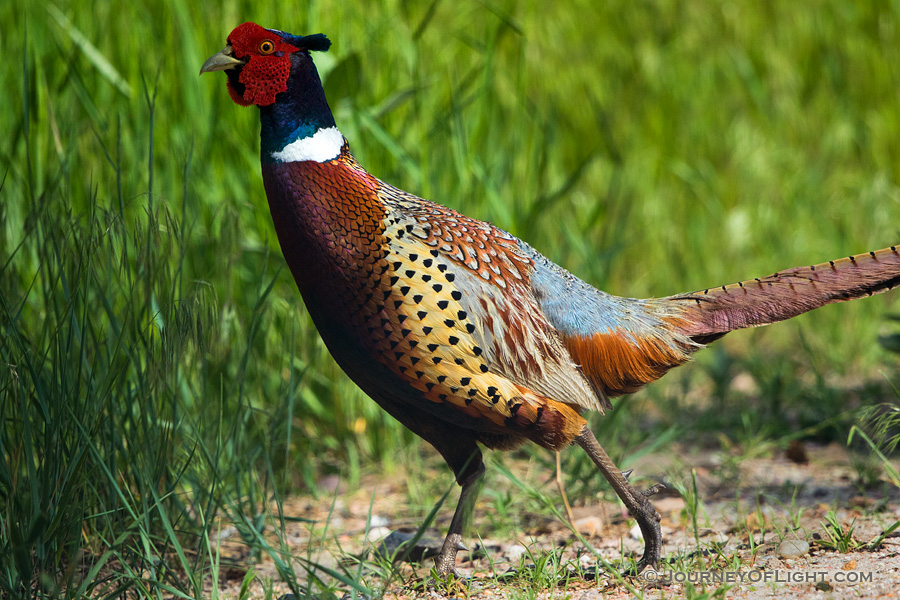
left=621, top=469, right=634, bottom=481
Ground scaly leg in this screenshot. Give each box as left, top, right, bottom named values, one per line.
left=370, top=401, right=486, bottom=576
left=574, top=426, right=663, bottom=574
left=434, top=457, right=485, bottom=575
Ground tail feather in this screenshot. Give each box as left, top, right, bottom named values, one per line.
left=669, top=245, right=900, bottom=343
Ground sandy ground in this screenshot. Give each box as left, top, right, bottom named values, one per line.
left=212, top=442, right=900, bottom=599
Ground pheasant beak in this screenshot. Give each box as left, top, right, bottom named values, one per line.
left=200, top=45, right=245, bottom=75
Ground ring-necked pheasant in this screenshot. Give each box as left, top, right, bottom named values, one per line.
left=201, top=23, right=900, bottom=575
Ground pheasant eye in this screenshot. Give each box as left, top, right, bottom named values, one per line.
left=259, top=40, right=275, bottom=54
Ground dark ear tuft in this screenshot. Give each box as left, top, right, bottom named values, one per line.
left=297, top=34, right=331, bottom=52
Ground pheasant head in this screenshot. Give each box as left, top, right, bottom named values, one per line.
left=201, top=23, right=340, bottom=161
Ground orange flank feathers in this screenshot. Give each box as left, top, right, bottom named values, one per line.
left=562, top=327, right=693, bottom=397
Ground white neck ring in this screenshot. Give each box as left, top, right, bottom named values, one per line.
left=270, top=126, right=344, bottom=163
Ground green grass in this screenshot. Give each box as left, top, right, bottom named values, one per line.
left=817, top=510, right=861, bottom=554
left=3, top=0, right=900, bottom=597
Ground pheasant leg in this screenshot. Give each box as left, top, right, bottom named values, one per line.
left=574, top=427, right=662, bottom=574
left=434, top=458, right=485, bottom=576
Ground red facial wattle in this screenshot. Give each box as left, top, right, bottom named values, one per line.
left=226, top=22, right=299, bottom=106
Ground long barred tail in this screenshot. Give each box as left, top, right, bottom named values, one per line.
left=668, top=246, right=900, bottom=344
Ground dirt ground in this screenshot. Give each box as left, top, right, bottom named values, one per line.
left=214, top=442, right=900, bottom=599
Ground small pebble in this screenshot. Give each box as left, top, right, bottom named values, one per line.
left=215, top=525, right=236, bottom=542
left=815, top=581, right=833, bottom=592
left=629, top=523, right=643, bottom=540
left=842, top=559, right=857, bottom=570
left=504, top=544, right=527, bottom=562
left=365, top=526, right=391, bottom=542
left=574, top=515, right=604, bottom=537
left=777, top=538, right=810, bottom=558
left=699, top=530, right=729, bottom=544
left=317, top=473, right=342, bottom=493
left=369, top=514, right=389, bottom=527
